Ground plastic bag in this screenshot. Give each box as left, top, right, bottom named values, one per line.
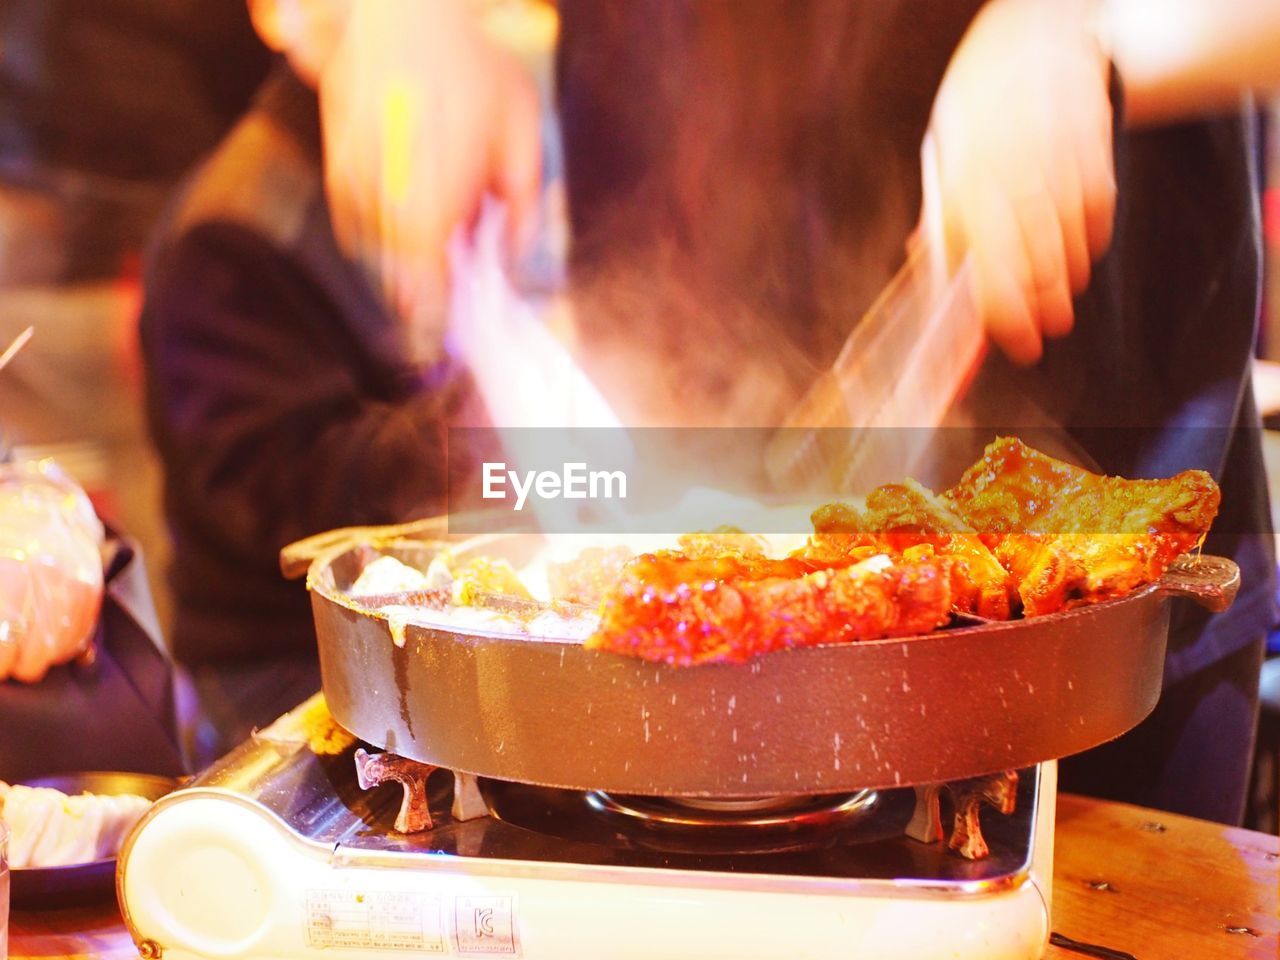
left=0, top=458, right=105, bottom=683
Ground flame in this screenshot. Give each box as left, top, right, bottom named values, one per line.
left=449, top=201, right=633, bottom=532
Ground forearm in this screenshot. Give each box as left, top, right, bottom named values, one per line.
left=1102, top=0, right=1280, bottom=125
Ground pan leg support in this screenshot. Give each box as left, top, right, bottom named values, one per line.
left=452, top=771, right=488, bottom=821
left=904, top=770, right=1019, bottom=860
left=946, top=770, right=1019, bottom=860
left=354, top=748, right=438, bottom=833
left=906, top=784, right=944, bottom=843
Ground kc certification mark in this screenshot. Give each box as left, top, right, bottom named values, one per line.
left=454, top=895, right=518, bottom=957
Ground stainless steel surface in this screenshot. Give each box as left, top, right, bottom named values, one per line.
left=10, top=772, right=176, bottom=908
left=294, top=525, right=1239, bottom=797
left=126, top=710, right=1044, bottom=896
left=584, top=789, right=881, bottom=855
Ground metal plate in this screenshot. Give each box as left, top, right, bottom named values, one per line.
left=10, top=772, right=177, bottom=908
left=296, top=525, right=1238, bottom=797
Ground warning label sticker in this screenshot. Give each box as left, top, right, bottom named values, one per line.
left=305, top=890, right=447, bottom=953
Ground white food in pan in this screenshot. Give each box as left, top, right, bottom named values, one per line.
left=351, top=555, right=599, bottom=640
left=349, top=555, right=433, bottom=595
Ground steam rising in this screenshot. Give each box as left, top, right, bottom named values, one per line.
left=445, top=4, right=1097, bottom=531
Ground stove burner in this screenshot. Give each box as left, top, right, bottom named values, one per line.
left=588, top=790, right=876, bottom=828
left=349, top=745, right=1016, bottom=861
left=668, top=795, right=826, bottom=815
left=583, top=789, right=879, bottom=855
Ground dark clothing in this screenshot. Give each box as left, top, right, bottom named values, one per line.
left=1060, top=636, right=1265, bottom=826
left=0, top=0, right=269, bottom=283
left=556, top=1, right=1275, bottom=822
left=141, top=71, right=478, bottom=667
left=0, top=0, right=268, bottom=184
left=1043, top=112, right=1275, bottom=685
left=0, top=536, right=186, bottom=780
left=184, top=653, right=322, bottom=769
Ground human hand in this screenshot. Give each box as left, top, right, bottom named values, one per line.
left=926, top=0, right=1116, bottom=364
left=0, top=461, right=104, bottom=684
left=316, top=0, right=542, bottom=352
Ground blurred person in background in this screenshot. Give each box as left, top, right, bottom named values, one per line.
left=137, top=60, right=492, bottom=763
left=897, top=0, right=1280, bottom=824
left=127, top=0, right=545, bottom=762
left=0, top=0, right=270, bottom=635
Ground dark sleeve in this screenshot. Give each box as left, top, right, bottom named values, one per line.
left=142, top=221, right=475, bottom=575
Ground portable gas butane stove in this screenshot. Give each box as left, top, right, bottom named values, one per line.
left=118, top=531, right=1239, bottom=960
left=119, top=695, right=1056, bottom=960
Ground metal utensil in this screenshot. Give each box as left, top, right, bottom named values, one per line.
left=764, top=244, right=986, bottom=495
left=766, top=130, right=985, bottom=495
left=0, top=326, right=33, bottom=462
left=0, top=327, right=32, bottom=374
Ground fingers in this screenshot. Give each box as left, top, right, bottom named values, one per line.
left=1076, top=81, right=1117, bottom=262
left=0, top=629, right=18, bottom=683
left=962, top=167, right=1082, bottom=363
left=314, top=3, right=543, bottom=332
left=924, top=0, right=1122, bottom=368
left=934, top=107, right=1045, bottom=366
left=491, top=67, right=543, bottom=259
left=12, top=641, right=52, bottom=685
left=962, top=175, right=1044, bottom=365
left=0, top=561, right=26, bottom=681
left=319, top=71, right=371, bottom=269
left=0, top=562, right=88, bottom=685
left=1041, top=125, right=1093, bottom=295
left=1011, top=169, right=1075, bottom=341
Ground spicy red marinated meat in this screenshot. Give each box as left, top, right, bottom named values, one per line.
left=586, top=554, right=954, bottom=665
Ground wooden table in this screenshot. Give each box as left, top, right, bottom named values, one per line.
left=9, top=793, right=1278, bottom=960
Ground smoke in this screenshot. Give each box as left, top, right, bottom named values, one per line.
left=449, top=1, right=1101, bottom=528
left=555, top=2, right=932, bottom=431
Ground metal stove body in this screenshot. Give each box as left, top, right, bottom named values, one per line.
left=119, top=698, right=1055, bottom=960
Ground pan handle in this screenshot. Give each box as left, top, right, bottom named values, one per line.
left=279, top=517, right=451, bottom=580
left=1158, top=554, right=1241, bottom=613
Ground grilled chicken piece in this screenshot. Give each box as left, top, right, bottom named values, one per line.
left=946, top=437, right=1219, bottom=615
left=989, top=532, right=1188, bottom=617
left=586, top=554, right=954, bottom=665
left=984, top=535, right=1086, bottom=618
left=804, top=480, right=1015, bottom=620
left=549, top=531, right=768, bottom=607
